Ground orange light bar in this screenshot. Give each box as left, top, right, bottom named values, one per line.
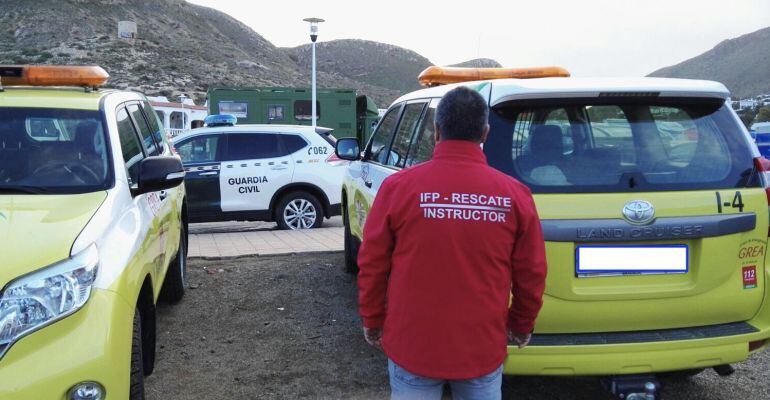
left=418, top=66, right=570, bottom=87
left=0, top=65, right=109, bottom=88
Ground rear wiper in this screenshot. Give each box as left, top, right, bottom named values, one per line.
left=0, top=185, right=48, bottom=194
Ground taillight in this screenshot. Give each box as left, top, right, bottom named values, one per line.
left=753, top=157, right=770, bottom=205
left=326, top=152, right=345, bottom=165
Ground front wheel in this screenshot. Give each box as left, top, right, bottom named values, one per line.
left=275, top=191, right=323, bottom=230
left=130, top=309, right=145, bottom=400
left=160, top=224, right=187, bottom=303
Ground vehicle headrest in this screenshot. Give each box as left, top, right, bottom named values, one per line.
left=74, top=120, right=98, bottom=148
left=530, top=124, right=563, bottom=160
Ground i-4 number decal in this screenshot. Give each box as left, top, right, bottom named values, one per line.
left=715, top=191, right=744, bottom=213
left=308, top=146, right=328, bottom=155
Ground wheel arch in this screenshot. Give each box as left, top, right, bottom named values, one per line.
left=269, top=182, right=332, bottom=219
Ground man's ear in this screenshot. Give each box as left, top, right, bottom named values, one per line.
left=434, top=123, right=441, bottom=143
left=480, top=124, right=490, bottom=144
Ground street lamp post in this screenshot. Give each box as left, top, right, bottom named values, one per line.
left=303, top=17, right=324, bottom=130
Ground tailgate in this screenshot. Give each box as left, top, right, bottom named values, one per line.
left=534, top=189, right=768, bottom=334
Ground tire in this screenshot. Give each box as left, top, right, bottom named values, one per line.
left=275, top=191, right=324, bottom=230
left=130, top=309, right=146, bottom=400
left=343, top=205, right=359, bottom=274
left=160, top=224, right=187, bottom=303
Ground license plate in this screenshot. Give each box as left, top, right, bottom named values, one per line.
left=576, top=245, right=688, bottom=276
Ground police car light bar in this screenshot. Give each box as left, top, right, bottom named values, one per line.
left=0, top=65, right=109, bottom=88
left=417, top=66, right=570, bottom=87
left=205, top=114, right=237, bottom=127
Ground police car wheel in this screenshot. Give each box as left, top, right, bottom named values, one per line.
left=160, top=224, right=187, bottom=303
left=343, top=208, right=359, bottom=274
left=276, top=192, right=323, bottom=230
left=130, top=308, right=146, bottom=400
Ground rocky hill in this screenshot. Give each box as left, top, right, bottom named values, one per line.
left=649, top=26, right=770, bottom=98
left=0, top=0, right=500, bottom=106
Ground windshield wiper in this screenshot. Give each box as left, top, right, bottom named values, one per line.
left=0, top=185, right=48, bottom=194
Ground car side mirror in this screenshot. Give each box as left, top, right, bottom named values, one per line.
left=136, top=156, right=185, bottom=195
left=335, top=138, right=361, bottom=161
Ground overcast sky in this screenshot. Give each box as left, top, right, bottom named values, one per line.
left=188, top=0, right=770, bottom=77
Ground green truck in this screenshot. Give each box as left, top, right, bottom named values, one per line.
left=208, top=87, right=379, bottom=142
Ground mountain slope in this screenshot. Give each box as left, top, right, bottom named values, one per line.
left=0, top=0, right=501, bottom=105
left=285, top=39, right=434, bottom=97
left=649, top=26, right=770, bottom=98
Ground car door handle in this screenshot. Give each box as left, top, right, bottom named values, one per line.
left=199, top=171, right=218, bottom=176
left=271, top=166, right=288, bottom=171
left=364, top=180, right=372, bottom=188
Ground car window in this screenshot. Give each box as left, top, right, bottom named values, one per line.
left=367, top=106, right=400, bottom=164
left=493, top=99, right=752, bottom=193
left=127, top=104, right=159, bottom=156
left=281, top=134, right=308, bottom=154
left=587, top=106, right=635, bottom=165
left=176, top=135, right=220, bottom=164
left=117, top=107, right=145, bottom=186
left=0, top=107, right=110, bottom=193
left=142, top=101, right=166, bottom=153
left=405, top=104, right=437, bottom=167
left=226, top=133, right=284, bottom=160
left=294, top=100, right=321, bottom=121
left=389, top=103, right=426, bottom=167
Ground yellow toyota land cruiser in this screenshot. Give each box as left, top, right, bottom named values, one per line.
left=0, top=65, right=187, bottom=400
left=335, top=66, right=770, bottom=397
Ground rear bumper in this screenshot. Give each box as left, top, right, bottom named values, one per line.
left=503, top=322, right=770, bottom=376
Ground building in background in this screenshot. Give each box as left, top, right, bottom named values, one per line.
left=208, top=87, right=379, bottom=142
left=148, top=95, right=208, bottom=137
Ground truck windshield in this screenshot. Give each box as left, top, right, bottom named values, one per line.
left=0, top=108, right=112, bottom=194
left=487, top=98, right=758, bottom=193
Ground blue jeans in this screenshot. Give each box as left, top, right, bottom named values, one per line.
left=388, top=359, right=503, bottom=400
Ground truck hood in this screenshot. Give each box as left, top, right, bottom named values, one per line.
left=0, top=192, right=106, bottom=289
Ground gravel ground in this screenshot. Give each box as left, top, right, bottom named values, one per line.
left=145, top=253, right=770, bottom=399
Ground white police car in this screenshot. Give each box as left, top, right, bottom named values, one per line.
left=173, top=122, right=344, bottom=229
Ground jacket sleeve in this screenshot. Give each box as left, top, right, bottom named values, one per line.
left=508, top=188, right=548, bottom=334
left=357, top=178, right=397, bottom=329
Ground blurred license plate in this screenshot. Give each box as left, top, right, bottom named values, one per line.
left=576, top=245, right=688, bottom=275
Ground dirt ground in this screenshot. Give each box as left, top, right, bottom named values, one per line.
left=145, top=253, right=770, bottom=399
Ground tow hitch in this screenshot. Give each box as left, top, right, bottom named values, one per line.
left=601, top=375, right=661, bottom=399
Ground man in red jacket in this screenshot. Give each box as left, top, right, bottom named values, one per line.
left=357, top=86, right=548, bottom=399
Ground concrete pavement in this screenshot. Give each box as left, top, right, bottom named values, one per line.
left=187, top=216, right=344, bottom=258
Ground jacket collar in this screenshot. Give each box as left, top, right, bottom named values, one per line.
left=432, top=140, right=487, bottom=164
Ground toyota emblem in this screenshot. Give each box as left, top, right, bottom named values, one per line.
left=622, top=200, right=655, bottom=225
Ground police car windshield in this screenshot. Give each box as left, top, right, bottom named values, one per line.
left=0, top=108, right=111, bottom=194
left=487, top=98, right=758, bottom=193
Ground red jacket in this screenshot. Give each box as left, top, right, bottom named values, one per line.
left=357, top=140, right=547, bottom=380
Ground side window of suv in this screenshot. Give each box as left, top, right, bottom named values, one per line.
left=177, top=135, right=221, bottom=164
left=226, top=133, right=284, bottom=160
left=405, top=101, right=438, bottom=167
left=116, top=107, right=145, bottom=186
left=388, top=102, right=426, bottom=168
left=127, top=103, right=160, bottom=156
left=141, top=101, right=166, bottom=153
left=367, top=105, right=401, bottom=164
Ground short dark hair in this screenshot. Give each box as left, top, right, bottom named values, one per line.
left=435, top=86, right=489, bottom=142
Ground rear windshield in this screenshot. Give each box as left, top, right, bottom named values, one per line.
left=316, top=129, right=337, bottom=146
left=0, top=107, right=112, bottom=194
left=486, top=98, right=758, bottom=193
